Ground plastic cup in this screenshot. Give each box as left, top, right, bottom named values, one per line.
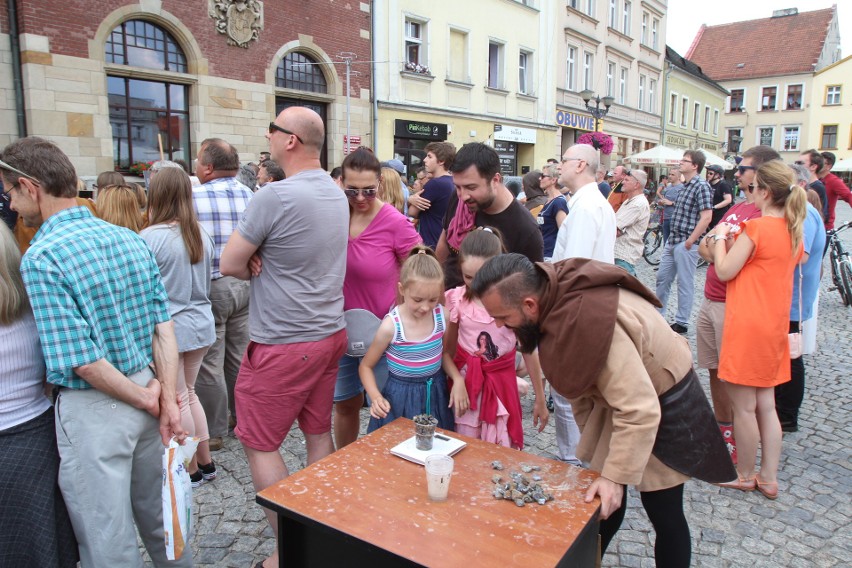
left=424, top=454, right=454, bottom=501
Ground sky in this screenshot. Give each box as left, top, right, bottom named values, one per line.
left=667, top=0, right=850, bottom=58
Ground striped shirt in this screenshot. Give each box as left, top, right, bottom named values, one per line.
left=20, top=207, right=170, bottom=389
left=385, top=305, right=445, bottom=378
left=192, top=177, right=253, bottom=279
left=0, top=311, right=51, bottom=430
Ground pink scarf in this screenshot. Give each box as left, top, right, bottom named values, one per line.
left=446, top=196, right=475, bottom=252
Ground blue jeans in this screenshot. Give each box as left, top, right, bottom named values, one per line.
left=662, top=219, right=672, bottom=244
left=655, top=241, right=699, bottom=326
left=615, top=258, right=636, bottom=276
left=333, top=354, right=388, bottom=403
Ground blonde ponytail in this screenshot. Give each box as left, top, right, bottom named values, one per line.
left=785, top=184, right=807, bottom=255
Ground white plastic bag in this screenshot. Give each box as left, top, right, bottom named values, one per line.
left=162, top=437, right=199, bottom=560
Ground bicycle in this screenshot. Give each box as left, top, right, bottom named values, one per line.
left=643, top=204, right=664, bottom=265
left=826, top=220, right=852, bottom=306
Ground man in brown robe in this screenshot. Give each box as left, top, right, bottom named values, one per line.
left=471, top=254, right=733, bottom=567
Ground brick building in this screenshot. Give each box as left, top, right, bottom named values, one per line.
left=0, top=0, right=372, bottom=174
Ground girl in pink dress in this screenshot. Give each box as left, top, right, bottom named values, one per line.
left=443, top=228, right=549, bottom=449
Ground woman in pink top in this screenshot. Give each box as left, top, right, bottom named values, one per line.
left=333, top=148, right=421, bottom=449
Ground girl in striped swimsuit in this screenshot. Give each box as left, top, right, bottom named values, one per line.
left=360, top=246, right=469, bottom=432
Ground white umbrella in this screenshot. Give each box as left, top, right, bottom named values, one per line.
left=697, top=148, right=734, bottom=170
left=831, top=158, right=852, bottom=172
left=625, top=145, right=683, bottom=167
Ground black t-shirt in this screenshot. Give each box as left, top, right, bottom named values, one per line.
left=710, top=180, right=734, bottom=228
left=442, top=193, right=544, bottom=288
left=808, top=180, right=829, bottom=220
left=418, top=175, right=454, bottom=248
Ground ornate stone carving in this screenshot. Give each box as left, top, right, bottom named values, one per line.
left=208, top=0, right=264, bottom=48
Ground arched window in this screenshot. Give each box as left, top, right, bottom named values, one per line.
left=106, top=20, right=190, bottom=171
left=276, top=52, right=328, bottom=93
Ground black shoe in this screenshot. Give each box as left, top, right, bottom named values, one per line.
left=671, top=323, right=688, bottom=334
left=780, top=422, right=799, bottom=433
left=198, top=461, right=217, bottom=481
left=190, top=470, right=206, bottom=489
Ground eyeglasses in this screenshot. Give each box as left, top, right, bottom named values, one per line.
left=561, top=157, right=583, bottom=164
left=268, top=122, right=305, bottom=144
left=794, top=160, right=806, bottom=166
left=737, top=165, right=756, bottom=175
left=679, top=159, right=693, bottom=165
left=0, top=158, right=42, bottom=186
left=1, top=183, right=13, bottom=198
left=343, top=188, right=378, bottom=199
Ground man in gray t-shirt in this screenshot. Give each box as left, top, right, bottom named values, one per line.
left=220, top=107, right=348, bottom=568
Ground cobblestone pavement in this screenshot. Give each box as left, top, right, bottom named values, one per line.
left=162, top=205, right=851, bottom=567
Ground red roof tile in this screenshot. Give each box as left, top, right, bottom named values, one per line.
left=686, top=7, right=835, bottom=81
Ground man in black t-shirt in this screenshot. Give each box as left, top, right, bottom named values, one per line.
left=408, top=141, right=456, bottom=248
left=705, top=164, right=734, bottom=228
left=436, top=143, right=543, bottom=288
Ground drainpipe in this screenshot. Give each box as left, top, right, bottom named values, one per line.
left=659, top=62, right=673, bottom=147
left=8, top=0, right=27, bottom=137
left=371, top=0, right=379, bottom=158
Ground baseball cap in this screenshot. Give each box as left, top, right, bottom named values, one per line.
left=706, top=164, right=725, bottom=175
left=381, top=159, right=406, bottom=176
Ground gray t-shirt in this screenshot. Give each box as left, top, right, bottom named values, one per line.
left=237, top=169, right=348, bottom=344
left=141, top=223, right=216, bottom=352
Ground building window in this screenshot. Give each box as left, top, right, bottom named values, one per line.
left=276, top=52, right=328, bottom=93
left=448, top=29, right=468, bottom=82
left=619, top=67, right=627, bottom=105
left=783, top=126, right=800, bottom=151
left=609, top=0, right=617, bottom=27
left=727, top=129, right=743, bottom=153
left=669, top=93, right=677, bottom=124
left=568, top=0, right=579, bottom=8
left=623, top=1, right=631, bottom=35
left=488, top=42, right=504, bottom=89
left=758, top=127, right=774, bottom=147
left=638, top=74, right=645, bottom=111
left=518, top=51, right=531, bottom=95
left=583, top=52, right=594, bottom=91
left=566, top=46, right=577, bottom=91
left=785, top=84, right=803, bottom=110
left=585, top=0, right=595, bottom=17
left=641, top=12, right=648, bottom=44
left=703, top=105, right=710, bottom=132
left=652, top=19, right=659, bottom=50
left=649, top=79, right=656, bottom=113
left=821, top=124, right=838, bottom=149
left=729, top=89, right=745, bottom=112
left=826, top=85, right=841, bottom=105
left=692, top=102, right=700, bottom=130
left=106, top=20, right=190, bottom=170
left=405, top=19, right=425, bottom=67
left=760, top=86, right=777, bottom=111
left=681, top=96, right=688, bottom=127
left=606, top=61, right=615, bottom=97
left=713, top=109, right=719, bottom=135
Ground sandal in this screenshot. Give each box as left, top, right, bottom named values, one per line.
left=755, top=476, right=778, bottom=500
left=715, top=476, right=756, bottom=492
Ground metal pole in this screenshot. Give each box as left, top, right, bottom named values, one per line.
left=346, top=57, right=351, bottom=155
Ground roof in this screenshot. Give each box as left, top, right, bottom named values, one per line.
left=686, top=7, right=835, bottom=81
left=665, top=46, right=728, bottom=95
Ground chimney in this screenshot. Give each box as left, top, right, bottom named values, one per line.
left=771, top=8, right=798, bottom=18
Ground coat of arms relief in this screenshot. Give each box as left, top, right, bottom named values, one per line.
left=208, top=0, right=264, bottom=48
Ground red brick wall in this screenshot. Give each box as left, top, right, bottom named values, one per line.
left=14, top=0, right=372, bottom=92
left=1, top=0, right=10, bottom=34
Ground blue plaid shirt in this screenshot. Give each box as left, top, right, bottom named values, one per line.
left=192, top=177, right=253, bottom=278
left=20, top=207, right=170, bottom=389
left=668, top=175, right=712, bottom=245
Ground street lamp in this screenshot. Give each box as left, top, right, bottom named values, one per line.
left=579, top=89, right=615, bottom=131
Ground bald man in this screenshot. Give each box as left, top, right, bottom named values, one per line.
left=613, top=169, right=651, bottom=276
left=219, top=107, right=349, bottom=568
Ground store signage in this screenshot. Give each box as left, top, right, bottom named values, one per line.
left=666, top=134, right=687, bottom=147
left=555, top=110, right=595, bottom=132
left=494, top=140, right=517, bottom=177
left=494, top=124, right=536, bottom=144
left=394, top=119, right=448, bottom=140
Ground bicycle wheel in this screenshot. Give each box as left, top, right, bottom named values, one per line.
left=643, top=228, right=663, bottom=265
left=829, top=247, right=846, bottom=303
left=840, top=258, right=852, bottom=307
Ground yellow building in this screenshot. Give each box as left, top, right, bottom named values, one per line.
left=372, top=0, right=558, bottom=178
left=808, top=55, right=852, bottom=161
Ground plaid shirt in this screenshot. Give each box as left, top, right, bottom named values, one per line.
left=192, top=177, right=253, bottom=279
left=668, top=175, right=712, bottom=245
left=20, top=207, right=170, bottom=389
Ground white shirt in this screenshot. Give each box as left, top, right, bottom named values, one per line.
left=614, top=194, right=651, bottom=266
left=552, top=181, right=616, bottom=263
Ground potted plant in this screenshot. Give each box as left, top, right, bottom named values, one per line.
left=413, top=414, right=438, bottom=450
left=577, top=131, right=614, bottom=155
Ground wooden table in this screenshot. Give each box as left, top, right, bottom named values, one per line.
left=257, top=418, right=601, bottom=567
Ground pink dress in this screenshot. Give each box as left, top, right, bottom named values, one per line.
left=446, top=286, right=522, bottom=448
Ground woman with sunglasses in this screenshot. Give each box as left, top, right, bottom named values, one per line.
left=537, top=163, right=569, bottom=261
left=333, top=148, right=421, bottom=449
left=708, top=160, right=806, bottom=500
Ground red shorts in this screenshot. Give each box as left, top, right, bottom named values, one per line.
left=234, top=330, right=346, bottom=451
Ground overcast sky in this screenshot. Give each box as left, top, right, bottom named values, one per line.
left=667, top=0, right=850, bottom=59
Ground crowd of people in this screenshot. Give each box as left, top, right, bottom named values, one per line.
left=1, top=102, right=850, bottom=567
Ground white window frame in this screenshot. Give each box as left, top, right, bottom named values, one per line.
left=619, top=67, right=627, bottom=105
left=487, top=40, right=505, bottom=89
left=649, top=78, right=656, bottom=113
left=759, top=84, right=778, bottom=111
left=566, top=46, right=577, bottom=91
left=826, top=85, right=841, bottom=105
left=583, top=51, right=594, bottom=91
left=726, top=128, right=743, bottom=152
left=638, top=74, right=645, bottom=111
left=681, top=95, right=689, bottom=127
left=652, top=18, right=659, bottom=50
left=585, top=0, right=595, bottom=17
left=609, top=0, right=617, bottom=28
left=703, top=105, right=710, bottom=132
left=404, top=17, right=427, bottom=67
left=623, top=1, right=632, bottom=35
left=606, top=61, right=615, bottom=97
left=757, top=126, right=775, bottom=147
left=669, top=91, right=678, bottom=124
left=692, top=101, right=700, bottom=130
left=784, top=83, right=804, bottom=110
left=728, top=88, right=746, bottom=112
left=713, top=108, right=719, bottom=135
left=641, top=12, right=648, bottom=45
left=783, top=126, right=800, bottom=152
left=518, top=50, right=532, bottom=95
left=447, top=27, right=470, bottom=83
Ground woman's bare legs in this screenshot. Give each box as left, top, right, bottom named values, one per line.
left=754, top=386, right=783, bottom=484
left=726, top=383, right=758, bottom=479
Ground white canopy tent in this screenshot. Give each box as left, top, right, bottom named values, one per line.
left=624, top=145, right=683, bottom=167
left=831, top=157, right=852, bottom=172
left=697, top=148, right=735, bottom=171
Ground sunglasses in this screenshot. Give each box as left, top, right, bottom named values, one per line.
left=0, top=158, right=42, bottom=186
left=268, top=122, right=305, bottom=144
left=343, top=188, right=378, bottom=199
left=737, top=165, right=756, bottom=175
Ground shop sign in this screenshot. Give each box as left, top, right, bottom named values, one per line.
left=555, top=110, right=595, bottom=132
left=666, top=134, right=687, bottom=147
left=494, top=140, right=517, bottom=177
left=494, top=124, right=536, bottom=144
left=394, top=119, right=448, bottom=140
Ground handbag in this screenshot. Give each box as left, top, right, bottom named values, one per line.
left=788, top=268, right=803, bottom=359
left=343, top=309, right=382, bottom=358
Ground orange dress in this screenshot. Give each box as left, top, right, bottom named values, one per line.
left=719, top=217, right=802, bottom=387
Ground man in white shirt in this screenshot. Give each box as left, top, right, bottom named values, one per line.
left=551, top=143, right=616, bottom=465
left=613, top=169, right=651, bottom=276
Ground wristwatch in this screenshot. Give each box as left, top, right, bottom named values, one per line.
left=712, top=234, right=728, bottom=242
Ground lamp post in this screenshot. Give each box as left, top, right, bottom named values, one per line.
left=579, top=89, right=615, bottom=132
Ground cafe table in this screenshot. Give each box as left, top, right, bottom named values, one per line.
left=257, top=417, right=601, bottom=567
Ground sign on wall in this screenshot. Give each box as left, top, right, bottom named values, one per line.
left=494, top=124, right=536, bottom=144
left=394, top=120, right=448, bottom=140
left=555, top=110, right=595, bottom=132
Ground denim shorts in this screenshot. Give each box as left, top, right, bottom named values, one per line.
left=333, top=354, right=389, bottom=403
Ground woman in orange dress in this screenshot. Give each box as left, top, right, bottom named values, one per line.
left=709, top=160, right=806, bottom=499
